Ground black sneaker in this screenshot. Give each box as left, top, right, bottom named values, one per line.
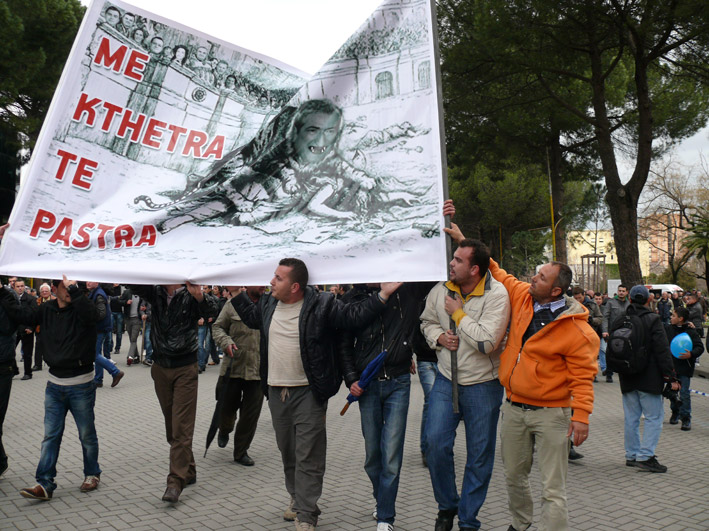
left=605, top=374, right=613, bottom=383
left=434, top=509, right=456, bottom=531
left=0, top=461, right=8, bottom=478
left=218, top=431, right=229, bottom=448
left=636, top=456, right=667, bottom=473
left=681, top=418, right=691, bottom=431
left=568, top=447, right=584, bottom=460
left=625, top=459, right=639, bottom=467
left=669, top=412, right=679, bottom=425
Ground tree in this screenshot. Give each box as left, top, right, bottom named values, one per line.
left=437, top=0, right=709, bottom=286
left=685, top=212, right=709, bottom=286
left=0, top=0, right=84, bottom=220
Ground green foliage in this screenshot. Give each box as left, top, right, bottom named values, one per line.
left=653, top=267, right=696, bottom=289
left=503, top=230, right=549, bottom=279
left=0, top=0, right=84, bottom=219
left=605, top=264, right=620, bottom=280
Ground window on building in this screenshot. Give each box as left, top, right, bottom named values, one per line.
left=418, top=61, right=430, bottom=89
left=376, top=71, right=393, bottom=100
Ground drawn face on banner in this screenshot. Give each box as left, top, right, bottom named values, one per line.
left=150, top=37, right=164, bottom=55
left=105, top=7, right=121, bottom=27
left=294, top=111, right=341, bottom=165
left=122, top=13, right=135, bottom=29
left=195, top=46, right=208, bottom=62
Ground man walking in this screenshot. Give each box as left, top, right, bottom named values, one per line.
left=602, top=285, right=629, bottom=383
left=13, top=279, right=36, bottom=381
left=86, top=282, right=124, bottom=388
left=340, top=281, right=434, bottom=531
left=211, top=286, right=265, bottom=466
left=617, top=285, right=679, bottom=472
left=420, top=239, right=510, bottom=531
left=128, top=282, right=215, bottom=503
left=229, top=258, right=400, bottom=531
left=32, top=283, right=54, bottom=372
left=19, top=277, right=103, bottom=500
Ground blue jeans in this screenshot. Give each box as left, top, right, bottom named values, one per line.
left=144, top=322, right=153, bottom=361
left=359, top=373, right=411, bottom=525
left=112, top=311, right=123, bottom=351
left=198, top=325, right=210, bottom=369
left=622, top=390, right=663, bottom=462
left=417, top=360, right=437, bottom=455
left=670, top=374, right=691, bottom=420
left=598, top=338, right=607, bottom=372
left=426, top=374, right=504, bottom=530
left=94, top=331, right=120, bottom=383
left=36, top=381, right=101, bottom=492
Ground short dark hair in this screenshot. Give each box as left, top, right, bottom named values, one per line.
left=674, top=307, right=689, bottom=321
left=594, top=292, right=601, bottom=297
left=618, top=284, right=627, bottom=291
left=572, top=286, right=584, bottom=296
left=287, top=99, right=343, bottom=147
left=458, top=238, right=490, bottom=277
left=279, top=258, right=308, bottom=292
left=550, top=261, right=572, bottom=294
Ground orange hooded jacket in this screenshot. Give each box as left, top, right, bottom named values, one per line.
left=489, top=260, right=599, bottom=424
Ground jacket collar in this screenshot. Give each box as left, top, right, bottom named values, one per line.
left=445, top=272, right=489, bottom=302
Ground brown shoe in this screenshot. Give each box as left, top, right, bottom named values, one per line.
left=111, top=371, right=125, bottom=388
left=20, top=484, right=52, bottom=500
left=162, top=486, right=181, bottom=503
left=80, top=475, right=100, bottom=492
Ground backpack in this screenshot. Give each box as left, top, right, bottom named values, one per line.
left=606, top=310, right=648, bottom=374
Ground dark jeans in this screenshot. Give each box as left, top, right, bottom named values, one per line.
left=151, top=362, right=198, bottom=489
left=112, top=312, right=124, bottom=351
left=427, top=375, right=504, bottom=529
left=16, top=333, right=34, bottom=377
left=359, top=374, right=411, bottom=525
left=217, top=377, right=264, bottom=458
left=36, top=380, right=101, bottom=492
left=34, top=333, right=44, bottom=369
left=269, top=385, right=327, bottom=526
left=0, top=367, right=13, bottom=469
left=670, top=374, right=692, bottom=420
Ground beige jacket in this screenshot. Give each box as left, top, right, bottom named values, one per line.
left=420, top=273, right=510, bottom=385
left=212, top=300, right=260, bottom=380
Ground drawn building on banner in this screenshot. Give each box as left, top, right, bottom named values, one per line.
left=302, top=0, right=432, bottom=131
left=57, top=2, right=304, bottom=181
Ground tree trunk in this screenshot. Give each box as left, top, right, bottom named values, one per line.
left=588, top=44, right=644, bottom=286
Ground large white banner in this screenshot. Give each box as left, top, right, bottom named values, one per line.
left=0, top=0, right=447, bottom=285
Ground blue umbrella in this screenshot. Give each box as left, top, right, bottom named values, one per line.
left=340, top=350, right=387, bottom=415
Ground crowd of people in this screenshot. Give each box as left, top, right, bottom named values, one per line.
left=0, top=213, right=707, bottom=531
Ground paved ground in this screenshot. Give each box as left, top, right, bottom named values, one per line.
left=1, top=340, right=708, bottom=530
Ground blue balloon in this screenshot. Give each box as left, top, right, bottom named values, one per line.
left=670, top=332, right=692, bottom=358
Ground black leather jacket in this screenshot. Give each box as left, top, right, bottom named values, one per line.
left=231, top=286, right=387, bottom=403
left=129, top=285, right=216, bottom=368
left=339, top=282, right=434, bottom=387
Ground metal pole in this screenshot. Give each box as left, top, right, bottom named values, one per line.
left=429, top=0, right=458, bottom=413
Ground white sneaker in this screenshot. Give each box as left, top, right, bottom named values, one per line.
left=372, top=509, right=378, bottom=520
left=284, top=496, right=296, bottom=521
left=294, top=518, right=316, bottom=530
left=377, top=523, right=394, bottom=531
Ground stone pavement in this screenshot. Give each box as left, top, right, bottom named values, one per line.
left=1, top=345, right=708, bottom=530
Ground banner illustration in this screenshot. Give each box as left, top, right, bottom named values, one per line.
left=0, top=0, right=447, bottom=285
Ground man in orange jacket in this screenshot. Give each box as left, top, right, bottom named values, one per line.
left=446, top=224, right=598, bottom=531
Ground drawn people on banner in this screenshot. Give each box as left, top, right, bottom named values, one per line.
left=134, top=99, right=432, bottom=237
left=188, top=46, right=215, bottom=86
left=172, top=45, right=189, bottom=67
left=116, top=11, right=136, bottom=37
left=102, top=6, right=121, bottom=28
left=130, top=27, right=147, bottom=49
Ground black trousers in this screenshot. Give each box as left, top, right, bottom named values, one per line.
left=15, top=333, right=34, bottom=376
left=217, top=377, right=264, bottom=458
left=0, top=366, right=13, bottom=467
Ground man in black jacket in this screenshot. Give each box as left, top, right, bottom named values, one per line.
left=18, top=277, right=103, bottom=500
left=87, top=282, right=124, bottom=388
left=665, top=307, right=704, bottom=431
left=228, top=258, right=401, bottom=530
left=620, top=285, right=679, bottom=474
left=13, top=279, right=36, bottom=380
left=128, top=282, right=215, bottom=504
left=340, top=282, right=433, bottom=530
